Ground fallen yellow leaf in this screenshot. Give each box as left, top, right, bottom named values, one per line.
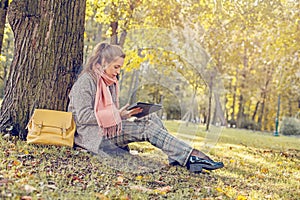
left=95, top=193, right=109, bottom=200
left=155, top=186, right=172, bottom=194
left=216, top=187, right=224, bottom=193
left=120, top=195, right=130, bottom=200
left=236, top=195, right=247, bottom=200
left=135, top=175, right=143, bottom=181
left=256, top=174, right=265, bottom=179
left=261, top=167, right=269, bottom=174
left=13, top=160, right=21, bottom=166
left=276, top=161, right=282, bottom=165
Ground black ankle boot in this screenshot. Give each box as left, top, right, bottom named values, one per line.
left=187, top=156, right=224, bottom=172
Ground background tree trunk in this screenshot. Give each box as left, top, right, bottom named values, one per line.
left=231, top=83, right=237, bottom=124
left=252, top=101, right=260, bottom=121
left=129, top=70, right=139, bottom=104
left=0, top=0, right=86, bottom=138
left=0, top=0, right=9, bottom=53
left=212, top=92, right=226, bottom=126
left=206, top=72, right=214, bottom=131
left=236, top=94, right=245, bottom=128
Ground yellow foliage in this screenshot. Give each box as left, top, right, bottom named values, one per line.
left=85, top=0, right=95, bottom=19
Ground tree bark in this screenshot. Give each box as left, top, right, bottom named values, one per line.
left=110, top=21, right=118, bottom=45
left=257, top=78, right=270, bottom=130
left=206, top=73, right=214, bottom=131
left=0, top=0, right=9, bottom=53
left=0, top=0, right=86, bottom=138
left=236, top=94, right=245, bottom=128
left=231, top=83, right=237, bottom=123
left=130, top=70, right=139, bottom=104
left=251, top=100, right=260, bottom=121
left=110, top=21, right=127, bottom=48
left=212, top=92, right=226, bottom=126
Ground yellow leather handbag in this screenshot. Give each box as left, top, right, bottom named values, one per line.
left=27, top=109, right=76, bottom=147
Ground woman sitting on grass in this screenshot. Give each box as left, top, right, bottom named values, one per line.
left=68, top=42, right=224, bottom=173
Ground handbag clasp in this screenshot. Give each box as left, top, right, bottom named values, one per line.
left=62, top=127, right=67, bottom=139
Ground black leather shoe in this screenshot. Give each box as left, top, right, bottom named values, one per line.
left=169, top=160, right=180, bottom=166
left=187, top=156, right=224, bottom=172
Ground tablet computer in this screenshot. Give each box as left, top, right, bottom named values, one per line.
left=127, top=102, right=162, bottom=118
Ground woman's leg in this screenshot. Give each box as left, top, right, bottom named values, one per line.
left=100, top=114, right=193, bottom=166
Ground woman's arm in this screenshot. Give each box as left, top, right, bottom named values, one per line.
left=69, top=74, right=98, bottom=125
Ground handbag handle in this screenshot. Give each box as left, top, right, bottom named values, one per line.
left=62, top=126, right=67, bottom=139
left=34, top=122, right=67, bottom=139
left=35, top=122, right=43, bottom=136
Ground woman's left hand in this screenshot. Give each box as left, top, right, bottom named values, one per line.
left=119, top=104, right=143, bottom=119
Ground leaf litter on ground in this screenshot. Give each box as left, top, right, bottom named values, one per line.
left=1, top=123, right=300, bottom=199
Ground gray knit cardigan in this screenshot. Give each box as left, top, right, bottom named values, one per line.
left=68, top=72, right=103, bottom=154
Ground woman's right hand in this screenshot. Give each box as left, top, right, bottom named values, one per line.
left=119, top=104, right=143, bottom=119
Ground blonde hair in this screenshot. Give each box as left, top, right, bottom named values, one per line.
left=83, top=42, right=125, bottom=80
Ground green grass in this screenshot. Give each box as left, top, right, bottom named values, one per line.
left=0, top=121, right=299, bottom=199
left=164, top=120, right=300, bottom=150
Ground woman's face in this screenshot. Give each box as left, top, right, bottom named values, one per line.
left=104, top=57, right=124, bottom=79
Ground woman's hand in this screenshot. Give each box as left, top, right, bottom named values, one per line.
left=119, top=104, right=143, bottom=119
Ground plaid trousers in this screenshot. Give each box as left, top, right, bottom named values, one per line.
left=100, top=114, right=193, bottom=166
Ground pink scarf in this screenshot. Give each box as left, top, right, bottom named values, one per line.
left=94, top=68, right=122, bottom=138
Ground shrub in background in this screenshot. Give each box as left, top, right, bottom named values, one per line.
left=240, top=119, right=260, bottom=131
left=280, top=117, right=300, bottom=136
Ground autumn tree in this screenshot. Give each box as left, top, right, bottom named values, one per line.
left=0, top=0, right=86, bottom=138
left=189, top=0, right=300, bottom=131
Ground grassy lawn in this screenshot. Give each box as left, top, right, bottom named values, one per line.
left=1, top=121, right=299, bottom=199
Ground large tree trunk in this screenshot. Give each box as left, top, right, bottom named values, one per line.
left=0, top=0, right=86, bottom=139
left=0, top=0, right=9, bottom=53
